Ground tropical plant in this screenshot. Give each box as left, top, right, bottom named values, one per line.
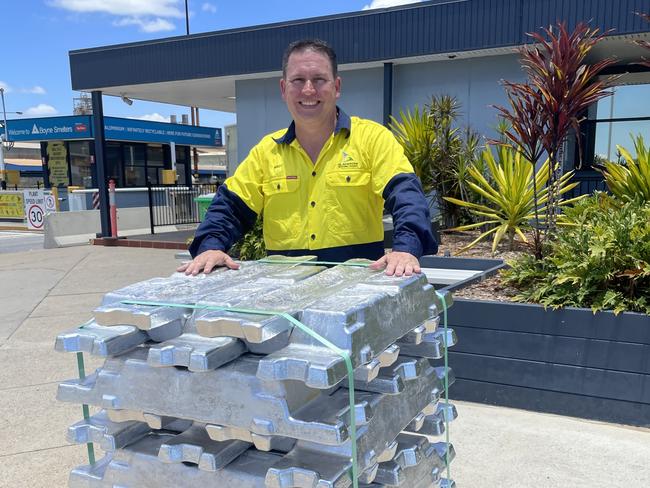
left=635, top=12, right=650, bottom=67
left=231, top=216, right=266, bottom=260
left=390, top=95, right=482, bottom=228
left=494, top=22, right=616, bottom=257
left=598, top=134, right=650, bottom=203
left=390, top=106, right=436, bottom=194
left=502, top=194, right=650, bottom=314
left=443, top=145, right=581, bottom=255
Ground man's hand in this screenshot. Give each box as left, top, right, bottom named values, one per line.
left=370, top=251, right=421, bottom=277
left=177, top=250, right=240, bottom=275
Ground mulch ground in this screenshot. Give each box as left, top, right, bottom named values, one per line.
left=436, top=230, right=529, bottom=302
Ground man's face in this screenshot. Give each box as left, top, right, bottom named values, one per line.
left=280, top=49, right=341, bottom=127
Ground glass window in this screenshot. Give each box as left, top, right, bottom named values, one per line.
left=593, top=120, right=650, bottom=162
left=591, top=84, right=650, bottom=120
left=147, top=145, right=164, bottom=167
left=584, top=81, right=650, bottom=167
left=147, top=167, right=162, bottom=185
left=105, top=142, right=123, bottom=187
left=125, top=166, right=146, bottom=187
left=69, top=141, right=92, bottom=187
left=176, top=162, right=188, bottom=186
left=123, top=144, right=146, bottom=187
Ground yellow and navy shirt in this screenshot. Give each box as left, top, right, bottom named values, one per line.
left=190, top=108, right=437, bottom=262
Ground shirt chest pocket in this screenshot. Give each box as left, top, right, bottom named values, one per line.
left=325, top=170, right=371, bottom=188
left=263, top=177, right=300, bottom=196
left=324, top=170, right=372, bottom=236
left=262, top=177, right=301, bottom=242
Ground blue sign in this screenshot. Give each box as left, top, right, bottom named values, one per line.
left=5, top=115, right=222, bottom=147
left=5, top=116, right=92, bottom=141
left=104, top=117, right=221, bottom=146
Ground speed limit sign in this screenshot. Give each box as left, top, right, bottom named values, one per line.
left=27, top=204, right=45, bottom=230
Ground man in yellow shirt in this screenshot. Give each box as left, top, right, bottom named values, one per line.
left=180, top=39, right=437, bottom=277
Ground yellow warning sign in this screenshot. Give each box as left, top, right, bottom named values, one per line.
left=0, top=192, right=25, bottom=219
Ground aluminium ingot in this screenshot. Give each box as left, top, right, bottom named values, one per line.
left=194, top=261, right=371, bottom=343
left=397, top=328, right=457, bottom=359
left=257, top=272, right=442, bottom=389
left=55, top=320, right=147, bottom=357
left=371, top=433, right=454, bottom=487
left=157, top=423, right=251, bottom=471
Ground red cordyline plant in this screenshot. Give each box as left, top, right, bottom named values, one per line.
left=494, top=22, right=617, bottom=258
left=636, top=13, right=650, bottom=67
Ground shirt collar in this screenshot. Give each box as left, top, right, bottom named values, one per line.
left=273, top=106, right=351, bottom=145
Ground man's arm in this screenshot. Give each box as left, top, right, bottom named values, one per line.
left=363, top=121, right=438, bottom=276
left=369, top=173, right=438, bottom=276
left=178, top=184, right=258, bottom=274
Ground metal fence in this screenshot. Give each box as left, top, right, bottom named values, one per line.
left=147, top=183, right=218, bottom=234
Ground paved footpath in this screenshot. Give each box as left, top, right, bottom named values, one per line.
left=0, top=245, right=648, bottom=488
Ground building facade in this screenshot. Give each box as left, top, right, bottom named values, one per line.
left=65, top=0, right=650, bottom=191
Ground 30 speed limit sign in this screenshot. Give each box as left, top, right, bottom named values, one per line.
left=27, top=204, right=45, bottom=230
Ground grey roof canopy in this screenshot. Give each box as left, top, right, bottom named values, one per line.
left=69, top=0, right=650, bottom=112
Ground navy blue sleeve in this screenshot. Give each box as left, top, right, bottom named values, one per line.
left=382, top=173, right=438, bottom=257
left=189, top=183, right=258, bottom=257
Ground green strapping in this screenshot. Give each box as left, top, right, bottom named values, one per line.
left=76, top=352, right=96, bottom=465
left=121, top=299, right=359, bottom=488
left=259, top=258, right=371, bottom=267
left=436, top=291, right=452, bottom=483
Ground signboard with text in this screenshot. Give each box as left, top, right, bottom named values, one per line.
left=0, top=192, right=25, bottom=219
left=104, top=117, right=222, bottom=146
left=6, top=116, right=222, bottom=147
left=46, top=141, right=69, bottom=187
left=24, top=190, right=45, bottom=230
left=6, top=116, right=92, bottom=141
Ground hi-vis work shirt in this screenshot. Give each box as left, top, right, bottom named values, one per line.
left=190, top=108, right=437, bottom=262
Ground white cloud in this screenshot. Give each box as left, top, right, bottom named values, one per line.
left=49, top=0, right=183, bottom=18
left=20, top=86, right=47, bottom=95
left=362, top=0, right=421, bottom=10
left=202, top=3, right=217, bottom=13
left=24, top=104, right=58, bottom=116
left=0, top=81, right=11, bottom=92
left=135, top=113, right=170, bottom=122
left=49, top=0, right=182, bottom=32
left=113, top=16, right=175, bottom=32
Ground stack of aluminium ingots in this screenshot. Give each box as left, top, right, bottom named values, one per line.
left=55, top=256, right=459, bottom=488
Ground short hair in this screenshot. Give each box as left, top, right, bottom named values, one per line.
left=281, top=39, right=338, bottom=79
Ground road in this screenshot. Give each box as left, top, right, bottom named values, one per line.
left=0, top=230, right=44, bottom=254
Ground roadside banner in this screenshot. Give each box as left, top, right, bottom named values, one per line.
left=0, top=192, right=25, bottom=219
left=24, top=189, right=45, bottom=230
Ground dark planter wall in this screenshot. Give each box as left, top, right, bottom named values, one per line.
left=446, top=299, right=650, bottom=427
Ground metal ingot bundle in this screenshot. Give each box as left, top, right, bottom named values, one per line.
left=56, top=258, right=458, bottom=487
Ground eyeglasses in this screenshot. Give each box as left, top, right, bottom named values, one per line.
left=287, top=77, right=332, bottom=89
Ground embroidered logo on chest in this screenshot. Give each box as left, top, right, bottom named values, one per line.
left=339, top=151, right=359, bottom=169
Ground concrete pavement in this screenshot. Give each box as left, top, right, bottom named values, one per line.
left=0, top=245, right=649, bottom=487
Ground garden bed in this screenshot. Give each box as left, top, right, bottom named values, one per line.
left=445, top=299, right=650, bottom=427
left=439, top=231, right=650, bottom=427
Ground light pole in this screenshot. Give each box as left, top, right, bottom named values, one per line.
left=1, top=87, right=9, bottom=187
left=0, top=87, right=23, bottom=189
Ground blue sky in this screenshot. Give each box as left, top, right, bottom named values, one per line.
left=1, top=0, right=420, bottom=131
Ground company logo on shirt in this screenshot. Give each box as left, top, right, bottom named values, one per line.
left=339, top=151, right=359, bottom=169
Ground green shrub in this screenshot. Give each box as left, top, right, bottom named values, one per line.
left=390, top=95, right=481, bottom=228
left=231, top=216, right=266, bottom=260
left=597, top=134, right=650, bottom=203
left=502, top=194, right=650, bottom=314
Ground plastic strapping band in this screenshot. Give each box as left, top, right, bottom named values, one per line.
left=75, top=352, right=96, bottom=465
left=259, top=258, right=371, bottom=267
left=122, top=299, right=360, bottom=488
left=436, top=290, right=452, bottom=484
